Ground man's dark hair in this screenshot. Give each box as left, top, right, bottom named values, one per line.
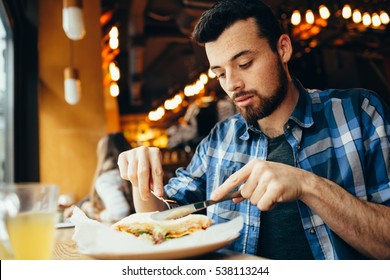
left=192, top=0, right=283, bottom=52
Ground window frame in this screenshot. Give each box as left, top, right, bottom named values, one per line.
left=0, top=0, right=14, bottom=183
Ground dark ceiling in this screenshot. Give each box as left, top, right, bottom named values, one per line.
left=100, top=0, right=390, bottom=115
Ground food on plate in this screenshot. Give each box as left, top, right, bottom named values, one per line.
left=111, top=212, right=213, bottom=244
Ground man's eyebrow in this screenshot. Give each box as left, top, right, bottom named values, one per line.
left=210, top=50, right=252, bottom=71
left=232, top=50, right=251, bottom=60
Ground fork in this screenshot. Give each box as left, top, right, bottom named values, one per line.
left=151, top=191, right=180, bottom=210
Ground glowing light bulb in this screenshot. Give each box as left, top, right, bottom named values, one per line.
left=62, top=0, right=86, bottom=41
left=362, top=12, right=371, bottom=26
left=291, top=10, right=301, bottom=25
left=305, top=9, right=315, bottom=24
left=319, top=5, right=330, bottom=20
left=109, top=26, right=119, bottom=49
left=199, top=73, right=208, bottom=84
left=352, top=9, right=362, bottom=23
left=207, top=68, right=216, bottom=79
left=109, top=62, right=120, bottom=81
left=64, top=67, right=81, bottom=105
left=371, top=13, right=381, bottom=27
left=109, top=82, right=119, bottom=97
left=380, top=11, right=389, bottom=25
left=342, top=4, right=352, bottom=19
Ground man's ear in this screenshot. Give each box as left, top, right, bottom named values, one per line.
left=277, top=34, right=292, bottom=63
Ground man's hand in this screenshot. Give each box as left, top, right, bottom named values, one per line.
left=211, top=159, right=309, bottom=210
left=117, top=146, right=165, bottom=201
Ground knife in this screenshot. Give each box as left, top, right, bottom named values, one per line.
left=150, top=190, right=242, bottom=221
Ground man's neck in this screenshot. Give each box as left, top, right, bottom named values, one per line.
left=258, top=80, right=299, bottom=138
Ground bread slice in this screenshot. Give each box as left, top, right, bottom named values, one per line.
left=112, top=212, right=213, bottom=244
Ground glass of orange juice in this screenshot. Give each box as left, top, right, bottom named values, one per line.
left=0, top=183, right=58, bottom=260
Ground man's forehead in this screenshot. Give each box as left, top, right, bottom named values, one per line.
left=205, top=21, right=267, bottom=67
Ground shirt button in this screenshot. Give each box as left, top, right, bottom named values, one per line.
left=309, top=228, right=316, bottom=235
left=297, top=144, right=301, bottom=150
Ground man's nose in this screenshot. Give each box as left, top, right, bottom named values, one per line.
left=225, top=70, right=244, bottom=94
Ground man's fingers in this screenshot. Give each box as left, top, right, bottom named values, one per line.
left=137, top=147, right=152, bottom=200
left=232, top=197, right=245, bottom=203
left=117, top=151, right=140, bottom=188
left=211, top=162, right=254, bottom=200
left=257, top=189, right=277, bottom=211
left=149, top=148, right=164, bottom=197
left=118, top=147, right=165, bottom=201
left=117, top=152, right=130, bottom=180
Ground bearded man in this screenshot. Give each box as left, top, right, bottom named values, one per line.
left=118, top=0, right=390, bottom=260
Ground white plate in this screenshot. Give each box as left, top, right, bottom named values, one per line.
left=84, top=233, right=239, bottom=260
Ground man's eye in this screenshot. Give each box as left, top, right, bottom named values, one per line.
left=217, top=73, right=225, bottom=79
left=240, top=61, right=252, bottom=68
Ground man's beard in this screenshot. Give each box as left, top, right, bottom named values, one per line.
left=233, top=59, right=289, bottom=126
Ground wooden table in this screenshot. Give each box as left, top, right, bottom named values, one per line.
left=52, top=227, right=266, bottom=260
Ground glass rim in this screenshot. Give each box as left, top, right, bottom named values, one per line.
left=0, top=183, right=59, bottom=190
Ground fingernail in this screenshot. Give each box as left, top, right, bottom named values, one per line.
left=155, top=188, right=164, bottom=197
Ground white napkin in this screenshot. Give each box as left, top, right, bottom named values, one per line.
left=70, top=206, right=243, bottom=255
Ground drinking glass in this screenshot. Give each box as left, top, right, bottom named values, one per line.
left=0, top=183, right=59, bottom=260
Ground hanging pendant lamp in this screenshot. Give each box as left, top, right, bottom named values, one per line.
left=62, top=0, right=86, bottom=40
left=64, top=67, right=81, bottom=105
left=64, top=40, right=81, bottom=105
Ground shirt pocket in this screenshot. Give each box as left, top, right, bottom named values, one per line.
left=207, top=165, right=244, bottom=214
left=206, top=164, right=242, bottom=191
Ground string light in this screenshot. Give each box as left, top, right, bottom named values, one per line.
left=102, top=25, right=121, bottom=98
left=290, top=4, right=388, bottom=29
left=148, top=106, right=165, bottom=121
left=164, top=94, right=183, bottom=110
left=109, top=26, right=119, bottom=49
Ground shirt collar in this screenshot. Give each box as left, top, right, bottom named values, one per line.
left=237, top=77, right=314, bottom=140
left=289, top=77, right=314, bottom=129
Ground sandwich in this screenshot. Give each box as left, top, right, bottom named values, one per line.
left=111, top=212, right=213, bottom=244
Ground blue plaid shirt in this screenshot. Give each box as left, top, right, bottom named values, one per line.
left=165, top=79, right=390, bottom=259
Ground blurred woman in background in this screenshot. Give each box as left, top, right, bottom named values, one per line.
left=64, top=132, right=135, bottom=223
